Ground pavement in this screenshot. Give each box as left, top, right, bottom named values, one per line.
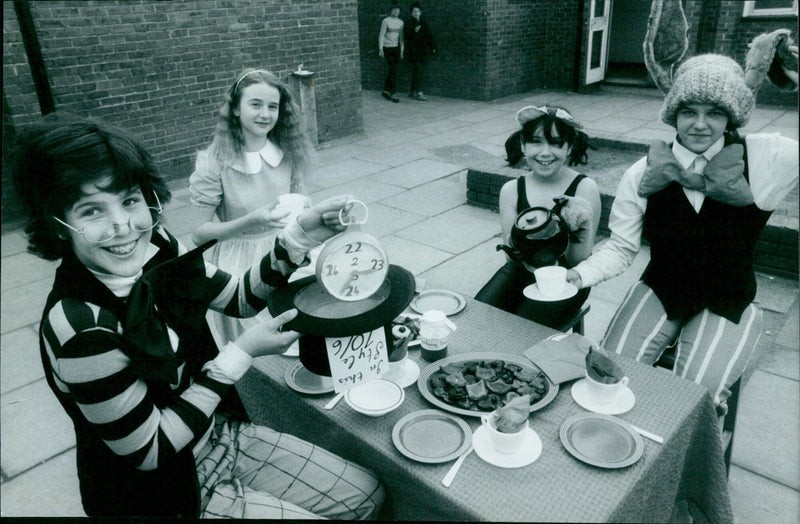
left=1, top=86, right=798, bottom=521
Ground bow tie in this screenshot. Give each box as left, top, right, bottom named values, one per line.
left=638, top=140, right=755, bottom=207
left=124, top=240, right=218, bottom=383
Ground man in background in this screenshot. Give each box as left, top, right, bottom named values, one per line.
left=404, top=2, right=437, bottom=101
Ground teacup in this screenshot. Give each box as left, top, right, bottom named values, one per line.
left=276, top=193, right=306, bottom=223
left=534, top=266, right=567, bottom=298
left=584, top=371, right=630, bottom=405
left=481, top=412, right=529, bottom=455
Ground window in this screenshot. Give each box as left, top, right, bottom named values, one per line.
left=743, top=0, right=798, bottom=17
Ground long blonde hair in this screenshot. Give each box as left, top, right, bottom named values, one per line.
left=208, top=69, right=311, bottom=190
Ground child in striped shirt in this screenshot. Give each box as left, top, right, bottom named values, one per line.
left=10, top=113, right=385, bottom=519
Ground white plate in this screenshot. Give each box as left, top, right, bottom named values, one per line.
left=382, top=359, right=421, bottom=388
left=282, top=340, right=300, bottom=357
left=392, top=409, right=472, bottom=463
left=410, top=289, right=466, bottom=316
left=285, top=362, right=334, bottom=395
left=472, top=425, right=542, bottom=468
left=571, top=379, right=636, bottom=415
left=345, top=379, right=405, bottom=416
left=560, top=412, right=644, bottom=468
left=523, top=282, right=578, bottom=302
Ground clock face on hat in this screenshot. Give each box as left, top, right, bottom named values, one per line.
left=317, top=232, right=389, bottom=302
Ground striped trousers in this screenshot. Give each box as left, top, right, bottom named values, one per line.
left=602, top=281, right=763, bottom=414
left=196, top=418, right=385, bottom=519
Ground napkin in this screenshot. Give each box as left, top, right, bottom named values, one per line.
left=585, top=346, right=624, bottom=384
left=494, top=394, right=530, bottom=434
left=523, top=333, right=593, bottom=384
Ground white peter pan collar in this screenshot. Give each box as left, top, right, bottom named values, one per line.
left=235, top=139, right=284, bottom=174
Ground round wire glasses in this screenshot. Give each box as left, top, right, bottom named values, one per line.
left=53, top=192, right=163, bottom=243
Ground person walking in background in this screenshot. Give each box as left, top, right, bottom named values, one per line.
left=404, top=2, right=436, bottom=101
left=379, top=0, right=404, bottom=103
left=189, top=69, right=312, bottom=348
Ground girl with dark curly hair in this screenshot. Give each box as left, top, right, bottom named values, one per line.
left=476, top=105, right=601, bottom=329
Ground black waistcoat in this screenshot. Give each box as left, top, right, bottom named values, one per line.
left=641, top=137, right=771, bottom=323
left=39, top=231, right=247, bottom=517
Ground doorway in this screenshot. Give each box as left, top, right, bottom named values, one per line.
left=605, top=0, right=656, bottom=87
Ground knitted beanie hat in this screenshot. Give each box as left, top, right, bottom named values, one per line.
left=661, top=54, right=755, bottom=128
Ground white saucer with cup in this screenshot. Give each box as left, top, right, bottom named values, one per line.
left=583, top=371, right=629, bottom=405
left=480, top=412, right=529, bottom=455
left=533, top=265, right=568, bottom=298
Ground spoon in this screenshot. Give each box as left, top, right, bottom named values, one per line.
left=441, top=444, right=473, bottom=487
left=324, top=391, right=346, bottom=410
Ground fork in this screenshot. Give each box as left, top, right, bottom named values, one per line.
left=441, top=444, right=473, bottom=487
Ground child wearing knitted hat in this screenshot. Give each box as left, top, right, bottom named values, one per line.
left=567, top=43, right=798, bottom=414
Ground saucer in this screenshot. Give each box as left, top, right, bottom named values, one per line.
left=382, top=359, right=421, bottom=388
left=472, top=425, right=542, bottom=468
left=523, top=282, right=578, bottom=302
left=285, top=362, right=334, bottom=395
left=571, top=379, right=636, bottom=415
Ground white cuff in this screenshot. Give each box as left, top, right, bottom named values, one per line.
left=279, top=218, right=322, bottom=265
left=204, top=342, right=254, bottom=383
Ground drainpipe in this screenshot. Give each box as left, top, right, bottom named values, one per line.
left=13, top=0, right=55, bottom=115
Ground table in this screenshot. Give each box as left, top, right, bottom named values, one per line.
left=237, top=297, right=733, bottom=522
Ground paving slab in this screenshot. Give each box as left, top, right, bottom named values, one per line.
left=358, top=203, right=427, bottom=239
left=419, top=238, right=505, bottom=297
left=0, top=252, right=58, bottom=290
left=0, top=448, right=84, bottom=517
left=315, top=142, right=375, bottom=167
left=396, top=205, right=500, bottom=254
left=380, top=235, right=453, bottom=275
left=728, top=465, right=800, bottom=524
left=308, top=177, right=406, bottom=205
left=0, top=232, right=30, bottom=257
left=0, top=326, right=44, bottom=394
left=1, top=379, right=76, bottom=477
left=0, top=278, right=55, bottom=335
left=353, top=142, right=434, bottom=167
left=307, top=158, right=388, bottom=187
left=732, top=370, right=800, bottom=488
left=369, top=158, right=464, bottom=189
left=755, top=274, right=800, bottom=314
left=379, top=174, right=467, bottom=216
left=775, top=297, right=800, bottom=348
left=353, top=129, right=429, bottom=149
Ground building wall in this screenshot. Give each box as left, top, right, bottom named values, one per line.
left=357, top=0, right=581, bottom=101
left=2, top=0, right=364, bottom=191
left=688, top=0, right=797, bottom=106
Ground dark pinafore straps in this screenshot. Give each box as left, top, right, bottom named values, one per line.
left=516, top=173, right=588, bottom=213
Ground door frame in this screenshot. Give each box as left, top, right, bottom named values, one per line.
left=585, top=0, right=612, bottom=84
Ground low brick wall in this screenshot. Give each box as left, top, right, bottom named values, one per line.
left=467, top=169, right=799, bottom=279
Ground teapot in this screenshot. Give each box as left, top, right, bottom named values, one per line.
left=497, top=198, right=569, bottom=267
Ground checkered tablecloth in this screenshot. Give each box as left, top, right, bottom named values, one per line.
left=238, top=297, right=733, bottom=522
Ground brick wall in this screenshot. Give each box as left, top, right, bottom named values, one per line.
left=2, top=0, right=363, bottom=191
left=357, top=0, right=580, bottom=101
left=690, top=0, right=798, bottom=107
left=467, top=169, right=799, bottom=279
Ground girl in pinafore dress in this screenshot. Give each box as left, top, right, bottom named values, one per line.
left=190, top=69, right=312, bottom=347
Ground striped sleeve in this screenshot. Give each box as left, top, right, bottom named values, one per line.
left=208, top=235, right=300, bottom=317
left=42, top=298, right=234, bottom=471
